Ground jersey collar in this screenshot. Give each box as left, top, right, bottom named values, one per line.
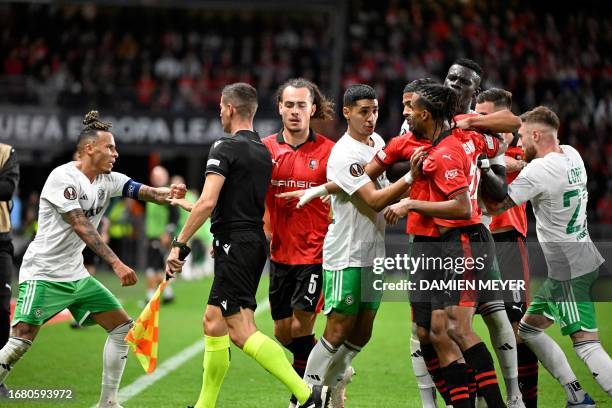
left=276, top=128, right=316, bottom=151
left=431, top=128, right=454, bottom=147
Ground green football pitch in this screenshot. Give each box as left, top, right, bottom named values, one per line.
left=5, top=273, right=612, bottom=407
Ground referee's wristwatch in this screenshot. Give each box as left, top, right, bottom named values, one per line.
left=171, top=237, right=188, bottom=249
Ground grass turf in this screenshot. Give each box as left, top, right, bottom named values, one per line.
left=5, top=273, right=612, bottom=407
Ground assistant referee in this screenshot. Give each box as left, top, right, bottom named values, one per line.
left=166, top=82, right=328, bottom=408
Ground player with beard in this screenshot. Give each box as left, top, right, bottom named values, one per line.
left=263, top=78, right=336, bottom=408
left=487, top=106, right=611, bottom=408
left=476, top=88, right=539, bottom=408
left=387, top=84, right=508, bottom=408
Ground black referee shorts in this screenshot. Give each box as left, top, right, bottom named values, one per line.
left=493, top=229, right=530, bottom=323
left=208, top=230, right=267, bottom=317
left=269, top=261, right=323, bottom=321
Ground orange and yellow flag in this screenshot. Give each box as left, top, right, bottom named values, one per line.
left=125, top=280, right=168, bottom=374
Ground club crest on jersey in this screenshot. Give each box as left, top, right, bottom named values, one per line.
left=308, top=159, right=318, bottom=170
left=445, top=169, right=459, bottom=180
left=64, top=187, right=77, bottom=200
left=97, top=188, right=105, bottom=200
left=349, top=163, right=365, bottom=177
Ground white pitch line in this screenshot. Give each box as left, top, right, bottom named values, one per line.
left=90, top=299, right=270, bottom=407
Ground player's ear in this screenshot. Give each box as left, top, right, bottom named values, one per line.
left=278, top=101, right=283, bottom=115
left=342, top=106, right=350, bottom=120
left=310, top=103, right=317, bottom=118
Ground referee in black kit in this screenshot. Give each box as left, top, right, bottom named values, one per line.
left=166, top=83, right=329, bottom=408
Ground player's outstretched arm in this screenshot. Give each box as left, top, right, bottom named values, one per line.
left=165, top=173, right=224, bottom=276
left=479, top=156, right=508, bottom=201
left=456, top=110, right=521, bottom=133
left=61, top=208, right=137, bottom=286
left=484, top=194, right=517, bottom=216
left=137, top=183, right=187, bottom=205
left=388, top=191, right=472, bottom=221
left=276, top=181, right=341, bottom=208
left=355, top=146, right=425, bottom=211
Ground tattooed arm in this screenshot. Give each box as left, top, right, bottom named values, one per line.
left=62, top=208, right=137, bottom=286
left=137, top=183, right=187, bottom=205
left=484, top=194, right=517, bottom=216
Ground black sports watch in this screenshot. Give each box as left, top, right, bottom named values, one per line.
left=171, top=237, right=188, bottom=249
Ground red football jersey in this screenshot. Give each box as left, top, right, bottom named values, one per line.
left=490, top=144, right=528, bottom=237
left=423, top=128, right=483, bottom=228
left=454, top=113, right=501, bottom=159
left=263, top=131, right=334, bottom=264
left=373, top=133, right=439, bottom=237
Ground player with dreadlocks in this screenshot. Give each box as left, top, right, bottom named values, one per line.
left=387, top=83, right=509, bottom=408
left=0, top=111, right=187, bottom=408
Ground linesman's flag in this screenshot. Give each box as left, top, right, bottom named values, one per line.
left=125, top=279, right=168, bottom=374
left=125, top=245, right=190, bottom=374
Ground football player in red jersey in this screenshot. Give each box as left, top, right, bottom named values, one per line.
left=476, top=88, right=538, bottom=408
left=444, top=60, right=525, bottom=408
left=263, top=78, right=336, bottom=408
left=387, top=84, right=508, bottom=408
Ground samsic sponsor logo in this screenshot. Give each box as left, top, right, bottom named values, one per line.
left=271, top=179, right=317, bottom=188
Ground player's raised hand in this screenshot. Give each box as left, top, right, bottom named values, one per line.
left=455, top=118, right=472, bottom=130
left=165, top=247, right=185, bottom=278
left=169, top=183, right=187, bottom=199
left=112, top=260, right=137, bottom=286
left=168, top=197, right=194, bottom=212
left=410, top=146, right=426, bottom=179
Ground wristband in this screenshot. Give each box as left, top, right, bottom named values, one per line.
left=490, top=155, right=506, bottom=167
left=298, top=184, right=329, bottom=207
left=403, top=172, right=414, bottom=185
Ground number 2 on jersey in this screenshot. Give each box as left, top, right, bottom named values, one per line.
left=563, top=188, right=586, bottom=234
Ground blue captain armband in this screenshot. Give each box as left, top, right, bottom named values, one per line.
left=122, top=179, right=143, bottom=199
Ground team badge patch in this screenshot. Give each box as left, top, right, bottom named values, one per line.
left=97, top=188, right=105, bottom=200
left=64, top=187, right=77, bottom=200
left=349, top=163, right=365, bottom=177
left=308, top=159, right=318, bottom=170
left=445, top=169, right=459, bottom=180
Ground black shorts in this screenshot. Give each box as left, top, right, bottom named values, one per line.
left=493, top=229, right=529, bottom=323
left=82, top=247, right=96, bottom=266
left=269, top=261, right=323, bottom=320
left=146, top=239, right=166, bottom=274
left=208, top=230, right=267, bottom=317
left=409, top=235, right=446, bottom=330
left=439, top=223, right=499, bottom=308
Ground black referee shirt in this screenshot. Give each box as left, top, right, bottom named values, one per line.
left=205, top=130, right=272, bottom=234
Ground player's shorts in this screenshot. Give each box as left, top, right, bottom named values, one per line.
left=408, top=235, right=446, bottom=330
left=323, top=267, right=381, bottom=316
left=12, top=277, right=122, bottom=327
left=527, top=270, right=598, bottom=336
left=439, top=223, right=500, bottom=308
left=82, top=247, right=97, bottom=266
left=269, top=261, right=323, bottom=320
left=493, top=229, right=530, bottom=322
left=146, top=238, right=167, bottom=277
left=208, top=230, right=267, bottom=317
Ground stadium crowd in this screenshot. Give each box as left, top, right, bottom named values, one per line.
left=0, top=1, right=611, bottom=220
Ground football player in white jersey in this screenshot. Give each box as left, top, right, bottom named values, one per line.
left=487, top=106, right=612, bottom=407
left=0, top=111, right=186, bottom=408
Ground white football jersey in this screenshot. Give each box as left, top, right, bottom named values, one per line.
left=323, top=132, right=388, bottom=270
left=508, top=145, right=604, bottom=279
left=20, top=162, right=130, bottom=282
